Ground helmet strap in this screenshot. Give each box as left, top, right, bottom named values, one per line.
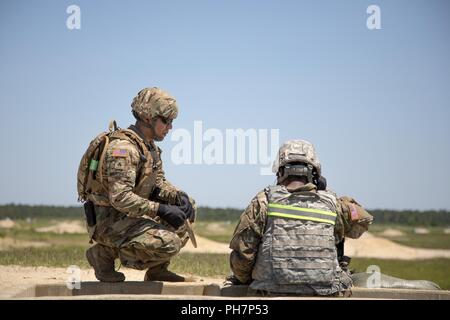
left=140, top=118, right=155, bottom=129
left=278, top=164, right=314, bottom=184
left=136, top=119, right=157, bottom=140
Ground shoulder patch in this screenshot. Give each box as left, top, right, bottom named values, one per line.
left=349, top=203, right=360, bottom=221
left=112, top=149, right=128, bottom=157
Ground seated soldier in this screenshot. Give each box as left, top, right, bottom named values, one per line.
left=228, top=140, right=373, bottom=296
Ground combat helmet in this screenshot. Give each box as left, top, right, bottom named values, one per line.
left=131, top=87, right=178, bottom=125
left=272, top=140, right=321, bottom=183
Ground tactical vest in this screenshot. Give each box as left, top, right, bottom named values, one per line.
left=88, top=128, right=161, bottom=206
left=250, top=185, right=352, bottom=295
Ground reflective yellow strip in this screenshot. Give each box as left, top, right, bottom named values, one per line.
left=268, top=203, right=337, bottom=217
left=267, top=211, right=336, bottom=225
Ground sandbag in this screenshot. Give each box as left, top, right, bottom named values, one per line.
left=351, top=272, right=441, bottom=290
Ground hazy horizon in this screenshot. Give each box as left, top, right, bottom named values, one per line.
left=1, top=0, right=449, bottom=211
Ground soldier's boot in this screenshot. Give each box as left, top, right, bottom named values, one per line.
left=144, top=262, right=196, bottom=282
left=86, top=244, right=125, bottom=283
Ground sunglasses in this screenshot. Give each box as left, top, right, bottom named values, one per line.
left=159, top=116, right=173, bottom=125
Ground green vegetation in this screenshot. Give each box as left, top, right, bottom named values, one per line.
left=0, top=214, right=449, bottom=289
left=0, top=246, right=230, bottom=277
left=391, top=234, right=450, bottom=250
left=171, top=253, right=229, bottom=277
left=0, top=246, right=90, bottom=268
left=0, top=217, right=231, bottom=277
left=197, top=207, right=242, bottom=222
left=2, top=228, right=89, bottom=245
left=0, top=219, right=89, bottom=246
left=194, top=221, right=236, bottom=243
left=1, top=246, right=448, bottom=289
left=2, top=204, right=450, bottom=226
left=0, top=204, right=84, bottom=219
left=368, top=224, right=450, bottom=250
left=350, top=258, right=450, bottom=290
left=370, top=210, right=450, bottom=226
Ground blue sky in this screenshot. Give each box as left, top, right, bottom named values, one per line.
left=1, top=0, right=449, bottom=210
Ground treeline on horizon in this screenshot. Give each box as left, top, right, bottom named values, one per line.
left=0, top=204, right=450, bottom=226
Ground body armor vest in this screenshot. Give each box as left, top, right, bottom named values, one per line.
left=251, top=185, right=352, bottom=295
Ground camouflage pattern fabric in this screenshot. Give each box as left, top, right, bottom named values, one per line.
left=131, top=87, right=178, bottom=124
left=81, top=87, right=188, bottom=273
left=86, top=125, right=190, bottom=271
left=229, top=183, right=371, bottom=286
left=88, top=126, right=181, bottom=217
left=92, top=205, right=188, bottom=270
left=249, top=185, right=351, bottom=295
left=272, top=140, right=321, bottom=176
left=103, top=137, right=160, bottom=217
left=338, top=196, right=373, bottom=240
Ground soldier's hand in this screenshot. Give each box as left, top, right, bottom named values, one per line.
left=157, top=204, right=187, bottom=229
left=178, top=192, right=195, bottom=222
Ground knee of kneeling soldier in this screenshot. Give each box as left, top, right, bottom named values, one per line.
left=156, top=232, right=182, bottom=257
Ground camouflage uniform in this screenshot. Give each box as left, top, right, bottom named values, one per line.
left=91, top=125, right=189, bottom=271
left=229, top=185, right=371, bottom=284
left=84, top=88, right=191, bottom=280
left=229, top=140, right=373, bottom=294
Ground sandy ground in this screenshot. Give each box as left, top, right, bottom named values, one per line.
left=379, top=228, right=406, bottom=237
left=0, top=265, right=224, bottom=299
left=183, top=235, right=230, bottom=253
left=1, top=221, right=450, bottom=298
left=0, top=218, right=15, bottom=228
left=35, top=220, right=86, bottom=234
left=345, top=232, right=450, bottom=260
left=414, top=227, right=430, bottom=234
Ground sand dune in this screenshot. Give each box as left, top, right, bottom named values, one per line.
left=36, top=221, right=86, bottom=234
left=0, top=218, right=16, bottom=229
left=182, top=235, right=230, bottom=254
left=345, top=232, right=450, bottom=260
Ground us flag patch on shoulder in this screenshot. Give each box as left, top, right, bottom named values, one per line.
left=350, top=203, right=359, bottom=221
left=112, top=149, right=128, bottom=157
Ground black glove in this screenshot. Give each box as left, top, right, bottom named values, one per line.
left=156, top=204, right=187, bottom=229
left=178, top=192, right=195, bottom=222
left=317, top=175, right=327, bottom=190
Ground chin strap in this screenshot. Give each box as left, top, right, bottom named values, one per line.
left=137, top=119, right=157, bottom=139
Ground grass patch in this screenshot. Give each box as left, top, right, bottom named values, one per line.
left=350, top=258, right=450, bottom=290
left=0, top=246, right=90, bottom=268
left=13, top=218, right=72, bottom=229
left=0, top=228, right=89, bottom=246
left=196, top=233, right=232, bottom=244
left=0, top=218, right=90, bottom=246
left=171, top=253, right=229, bottom=277
left=0, top=246, right=230, bottom=277
left=390, top=234, right=450, bottom=250
left=369, top=224, right=450, bottom=250
left=194, top=221, right=236, bottom=244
